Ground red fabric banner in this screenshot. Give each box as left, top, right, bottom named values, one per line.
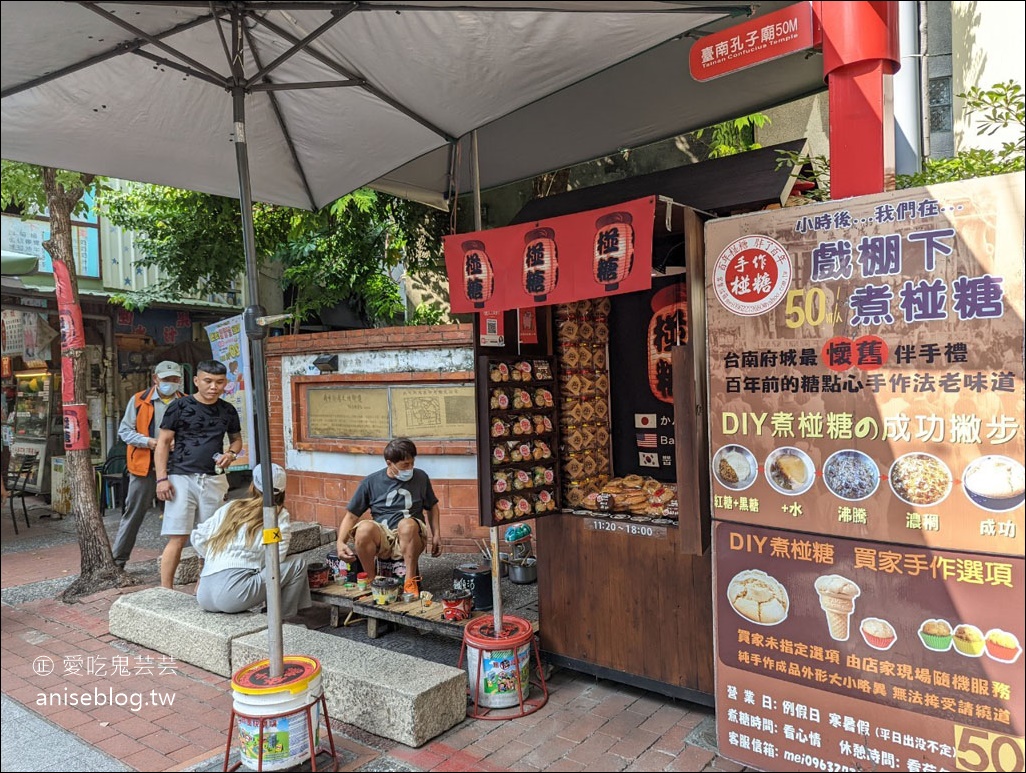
left=52, top=260, right=85, bottom=351
left=445, top=197, right=656, bottom=314
left=63, top=403, right=89, bottom=451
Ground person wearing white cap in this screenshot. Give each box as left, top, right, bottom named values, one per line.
left=190, top=463, right=312, bottom=618
left=111, top=360, right=185, bottom=569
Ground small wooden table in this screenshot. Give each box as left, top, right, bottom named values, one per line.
left=310, top=584, right=539, bottom=640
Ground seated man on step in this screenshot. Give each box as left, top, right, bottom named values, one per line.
left=335, top=437, right=442, bottom=597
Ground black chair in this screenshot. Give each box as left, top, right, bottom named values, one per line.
left=6, top=454, right=37, bottom=535
left=99, top=454, right=128, bottom=516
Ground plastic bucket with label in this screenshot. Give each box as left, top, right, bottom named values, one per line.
left=464, top=616, right=533, bottom=708
left=231, top=656, right=323, bottom=771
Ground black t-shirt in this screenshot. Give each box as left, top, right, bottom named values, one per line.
left=160, top=396, right=241, bottom=475
left=347, top=468, right=438, bottom=530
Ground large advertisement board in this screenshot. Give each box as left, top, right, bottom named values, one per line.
left=706, top=175, right=1025, bottom=771
left=705, top=174, right=1024, bottom=557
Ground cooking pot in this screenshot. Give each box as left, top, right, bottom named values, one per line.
left=508, top=558, right=537, bottom=585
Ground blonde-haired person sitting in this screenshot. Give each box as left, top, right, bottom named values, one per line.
left=191, top=463, right=311, bottom=617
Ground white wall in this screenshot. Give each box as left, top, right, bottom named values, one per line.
left=952, top=1, right=1026, bottom=154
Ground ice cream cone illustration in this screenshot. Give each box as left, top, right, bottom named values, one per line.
left=814, top=574, right=861, bottom=641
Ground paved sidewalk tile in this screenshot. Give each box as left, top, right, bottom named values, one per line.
left=1, top=500, right=758, bottom=773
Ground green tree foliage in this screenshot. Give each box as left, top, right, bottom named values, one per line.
left=897, top=81, right=1024, bottom=187
left=101, top=184, right=447, bottom=327
left=692, top=113, right=771, bottom=158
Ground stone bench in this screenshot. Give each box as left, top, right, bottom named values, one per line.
left=108, top=587, right=268, bottom=677
left=232, top=626, right=467, bottom=748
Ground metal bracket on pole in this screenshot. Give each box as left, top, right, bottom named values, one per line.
left=244, top=304, right=268, bottom=340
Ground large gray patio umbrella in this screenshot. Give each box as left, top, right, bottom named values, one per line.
left=1, top=1, right=825, bottom=674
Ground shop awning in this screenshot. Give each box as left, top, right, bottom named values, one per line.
left=445, top=196, right=659, bottom=314
left=509, top=140, right=809, bottom=224
left=1, top=250, right=39, bottom=276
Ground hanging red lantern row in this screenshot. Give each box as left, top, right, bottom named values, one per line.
left=647, top=283, right=688, bottom=404
left=522, top=227, right=558, bottom=302
left=592, top=211, right=635, bottom=291
left=460, top=240, right=494, bottom=309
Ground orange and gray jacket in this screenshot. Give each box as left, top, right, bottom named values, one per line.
left=121, top=386, right=183, bottom=477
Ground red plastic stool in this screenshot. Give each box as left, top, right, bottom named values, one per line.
left=459, top=615, right=548, bottom=719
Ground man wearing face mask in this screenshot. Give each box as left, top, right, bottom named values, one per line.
left=111, top=360, right=185, bottom=569
left=335, top=437, right=442, bottom=597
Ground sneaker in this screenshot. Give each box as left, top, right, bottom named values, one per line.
left=403, top=577, right=420, bottom=596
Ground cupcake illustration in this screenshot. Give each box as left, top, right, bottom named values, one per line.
left=860, top=618, right=897, bottom=650
left=952, top=624, right=986, bottom=657
left=918, top=619, right=953, bottom=651
left=984, top=629, right=1022, bottom=663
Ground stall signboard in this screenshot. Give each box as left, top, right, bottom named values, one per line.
left=205, top=315, right=253, bottom=470
left=706, top=175, right=1025, bottom=772
left=704, top=174, right=1025, bottom=557
left=715, top=521, right=1024, bottom=772
left=444, top=197, right=655, bottom=314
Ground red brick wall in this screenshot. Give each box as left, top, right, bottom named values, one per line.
left=264, top=325, right=526, bottom=553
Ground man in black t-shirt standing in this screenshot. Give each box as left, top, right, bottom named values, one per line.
left=154, top=359, right=243, bottom=589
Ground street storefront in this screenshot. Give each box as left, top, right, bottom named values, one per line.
left=705, top=173, right=1024, bottom=771
left=443, top=146, right=808, bottom=703
left=447, top=206, right=712, bottom=699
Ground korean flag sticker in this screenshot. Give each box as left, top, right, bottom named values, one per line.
left=639, top=451, right=659, bottom=468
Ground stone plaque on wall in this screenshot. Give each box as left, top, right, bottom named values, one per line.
left=391, top=385, right=476, bottom=439
left=307, top=387, right=390, bottom=439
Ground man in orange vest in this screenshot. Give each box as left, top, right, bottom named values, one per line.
left=111, top=361, right=185, bottom=569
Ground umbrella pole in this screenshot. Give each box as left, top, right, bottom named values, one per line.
left=232, top=83, right=285, bottom=677
left=471, top=130, right=504, bottom=634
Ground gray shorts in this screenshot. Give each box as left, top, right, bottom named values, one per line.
left=161, top=473, right=229, bottom=536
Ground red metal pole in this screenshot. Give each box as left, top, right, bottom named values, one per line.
left=815, top=1, right=901, bottom=199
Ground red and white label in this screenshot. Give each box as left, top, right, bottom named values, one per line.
left=689, top=1, right=815, bottom=82
left=712, top=235, right=792, bottom=316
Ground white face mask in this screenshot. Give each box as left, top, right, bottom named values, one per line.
left=395, top=468, right=414, bottom=482
left=157, top=381, right=178, bottom=397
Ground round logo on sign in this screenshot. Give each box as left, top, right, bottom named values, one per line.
left=712, top=235, right=792, bottom=316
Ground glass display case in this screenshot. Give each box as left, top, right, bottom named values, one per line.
left=10, top=370, right=59, bottom=494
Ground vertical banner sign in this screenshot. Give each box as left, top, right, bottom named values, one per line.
left=705, top=174, right=1025, bottom=771
left=608, top=276, right=685, bottom=481
left=53, top=259, right=87, bottom=447
left=205, top=315, right=253, bottom=470
left=63, top=403, right=89, bottom=451
left=444, top=197, right=656, bottom=314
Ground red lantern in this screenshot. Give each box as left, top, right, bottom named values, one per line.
left=593, top=212, right=635, bottom=291
left=522, top=227, right=558, bottom=302
left=461, top=240, right=494, bottom=309
left=647, top=283, right=688, bottom=404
